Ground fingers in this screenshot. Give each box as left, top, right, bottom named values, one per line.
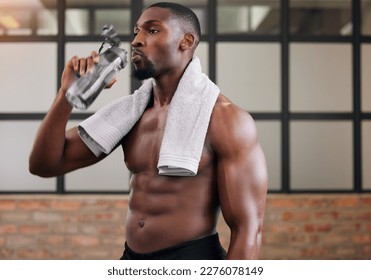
left=67, top=52, right=99, bottom=76
left=105, top=77, right=117, bottom=89
left=86, top=51, right=99, bottom=74
left=69, top=56, right=79, bottom=72
left=79, top=58, right=87, bottom=76
left=90, top=51, right=99, bottom=64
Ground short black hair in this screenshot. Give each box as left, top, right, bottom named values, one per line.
left=148, top=2, right=201, bottom=42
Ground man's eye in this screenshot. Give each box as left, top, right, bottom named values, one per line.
left=149, top=29, right=159, bottom=34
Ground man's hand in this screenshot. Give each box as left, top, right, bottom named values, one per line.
left=60, top=51, right=117, bottom=93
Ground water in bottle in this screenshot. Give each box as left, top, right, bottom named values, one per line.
left=65, top=25, right=128, bottom=110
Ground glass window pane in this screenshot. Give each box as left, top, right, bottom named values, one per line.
left=362, top=0, right=371, bottom=35
left=290, top=121, right=353, bottom=190
left=95, top=9, right=130, bottom=35
left=66, top=1, right=131, bottom=36
left=217, top=0, right=280, bottom=35
left=0, top=43, right=57, bottom=113
left=217, top=43, right=281, bottom=112
left=65, top=42, right=131, bottom=113
left=0, top=0, right=57, bottom=36
left=362, top=122, right=371, bottom=190
left=65, top=9, right=89, bottom=35
left=0, top=121, right=56, bottom=192
left=256, top=121, right=281, bottom=191
left=65, top=121, right=130, bottom=192
left=290, top=43, right=352, bottom=112
left=290, top=0, right=352, bottom=36
left=194, top=42, right=209, bottom=75
left=67, top=0, right=130, bottom=4
left=37, top=8, right=58, bottom=35
left=362, top=44, right=371, bottom=112
left=144, top=0, right=208, bottom=34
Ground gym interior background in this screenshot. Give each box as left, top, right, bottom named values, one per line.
left=0, top=0, right=370, bottom=259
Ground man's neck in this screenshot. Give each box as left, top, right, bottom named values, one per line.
left=152, top=58, right=192, bottom=107
left=151, top=77, right=178, bottom=107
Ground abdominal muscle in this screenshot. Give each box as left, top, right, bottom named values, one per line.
left=124, top=169, right=219, bottom=254
left=121, top=103, right=219, bottom=253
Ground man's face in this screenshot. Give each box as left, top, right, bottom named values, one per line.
left=131, top=7, right=183, bottom=80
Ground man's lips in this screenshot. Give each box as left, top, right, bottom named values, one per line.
left=131, top=50, right=143, bottom=62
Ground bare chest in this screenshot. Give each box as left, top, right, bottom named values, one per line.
left=122, top=107, right=214, bottom=174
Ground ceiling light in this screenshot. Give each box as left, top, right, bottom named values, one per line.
left=0, top=15, right=20, bottom=29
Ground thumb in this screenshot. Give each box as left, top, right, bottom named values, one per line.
left=105, top=77, right=118, bottom=89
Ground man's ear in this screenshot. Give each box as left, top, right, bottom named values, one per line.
left=180, top=33, right=196, bottom=50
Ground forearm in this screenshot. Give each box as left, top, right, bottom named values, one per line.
left=227, top=228, right=261, bottom=260
left=29, top=88, right=73, bottom=176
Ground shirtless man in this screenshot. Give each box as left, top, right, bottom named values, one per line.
left=29, top=2, right=268, bottom=260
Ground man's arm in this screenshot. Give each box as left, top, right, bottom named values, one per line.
left=29, top=52, right=107, bottom=177
left=209, top=96, right=268, bottom=259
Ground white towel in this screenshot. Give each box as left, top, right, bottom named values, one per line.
left=78, top=56, right=219, bottom=176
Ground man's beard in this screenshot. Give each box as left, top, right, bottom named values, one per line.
left=133, top=59, right=156, bottom=80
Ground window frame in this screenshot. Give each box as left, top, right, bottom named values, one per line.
left=0, top=0, right=370, bottom=194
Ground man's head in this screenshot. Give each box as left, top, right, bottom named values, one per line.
left=131, top=2, right=201, bottom=80
left=148, top=2, right=201, bottom=46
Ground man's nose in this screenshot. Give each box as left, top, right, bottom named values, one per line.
left=131, top=32, right=144, bottom=48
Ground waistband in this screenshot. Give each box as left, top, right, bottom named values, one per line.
left=123, top=233, right=226, bottom=260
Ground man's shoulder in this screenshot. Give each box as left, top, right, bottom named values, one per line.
left=208, top=94, right=258, bottom=155
left=211, top=94, right=255, bottom=130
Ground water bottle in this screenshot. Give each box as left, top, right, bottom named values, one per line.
left=66, top=25, right=128, bottom=110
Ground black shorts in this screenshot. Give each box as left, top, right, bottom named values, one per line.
left=120, top=233, right=227, bottom=260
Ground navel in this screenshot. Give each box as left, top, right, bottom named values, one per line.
left=138, top=219, right=145, bottom=228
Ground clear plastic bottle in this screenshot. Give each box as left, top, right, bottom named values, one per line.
left=65, top=25, right=128, bottom=110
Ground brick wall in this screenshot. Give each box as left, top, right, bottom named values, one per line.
left=0, top=194, right=370, bottom=259
left=259, top=194, right=371, bottom=259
